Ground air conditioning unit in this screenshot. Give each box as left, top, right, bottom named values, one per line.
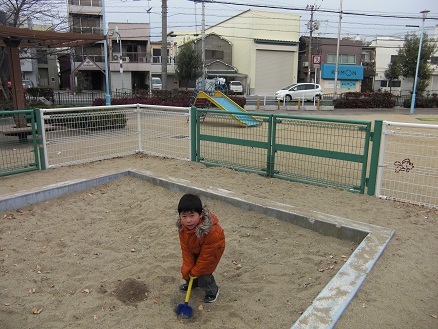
left=303, top=61, right=309, bottom=67
left=123, top=57, right=130, bottom=62
left=112, top=54, right=119, bottom=61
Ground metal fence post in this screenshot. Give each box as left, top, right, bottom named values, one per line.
left=367, top=120, right=383, bottom=196
left=34, top=108, right=46, bottom=170
left=136, top=104, right=142, bottom=153
left=190, top=106, right=197, bottom=161
left=267, top=115, right=275, bottom=177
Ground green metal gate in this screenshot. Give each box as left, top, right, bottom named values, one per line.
left=0, top=110, right=41, bottom=177
left=191, top=107, right=372, bottom=193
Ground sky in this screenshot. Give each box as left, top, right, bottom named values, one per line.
left=102, top=0, right=438, bottom=41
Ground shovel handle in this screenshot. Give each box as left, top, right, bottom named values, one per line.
left=185, top=276, right=196, bottom=303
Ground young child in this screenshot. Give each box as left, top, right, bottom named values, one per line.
left=176, top=193, right=225, bottom=303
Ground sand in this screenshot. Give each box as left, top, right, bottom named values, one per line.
left=0, top=110, right=437, bottom=329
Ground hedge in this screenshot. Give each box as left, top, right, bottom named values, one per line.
left=402, top=96, right=438, bottom=108
left=333, top=92, right=396, bottom=108
left=92, top=89, right=247, bottom=109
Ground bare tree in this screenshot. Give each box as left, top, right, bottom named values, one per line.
left=0, top=0, right=67, bottom=99
left=0, top=0, right=67, bottom=29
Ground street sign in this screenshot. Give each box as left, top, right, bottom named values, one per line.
left=312, top=55, right=321, bottom=68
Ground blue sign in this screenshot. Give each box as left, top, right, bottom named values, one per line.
left=321, top=64, right=364, bottom=80
left=341, top=81, right=356, bottom=88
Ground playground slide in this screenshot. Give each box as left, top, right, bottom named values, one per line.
left=194, top=91, right=261, bottom=127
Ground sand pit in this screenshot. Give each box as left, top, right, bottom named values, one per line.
left=0, top=111, right=437, bottom=328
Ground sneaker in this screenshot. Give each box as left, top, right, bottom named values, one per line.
left=203, top=289, right=219, bottom=303
left=179, top=281, right=198, bottom=291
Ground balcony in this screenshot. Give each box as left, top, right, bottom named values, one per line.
left=70, top=0, right=102, bottom=5
left=74, top=55, right=104, bottom=63
left=111, top=52, right=149, bottom=64
left=72, top=27, right=103, bottom=35
left=69, top=0, right=102, bottom=15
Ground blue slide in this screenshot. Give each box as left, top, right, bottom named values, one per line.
left=194, top=91, right=261, bottom=127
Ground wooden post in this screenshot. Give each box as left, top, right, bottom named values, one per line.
left=6, top=40, right=27, bottom=128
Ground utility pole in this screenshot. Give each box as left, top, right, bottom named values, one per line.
left=306, top=5, right=315, bottom=83
left=201, top=1, right=206, bottom=90
left=333, top=0, right=343, bottom=99
left=161, top=0, right=168, bottom=90
left=306, top=5, right=319, bottom=83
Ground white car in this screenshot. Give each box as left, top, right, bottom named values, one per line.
left=151, top=77, right=162, bottom=90
left=274, top=83, right=323, bottom=102
left=229, top=81, right=243, bottom=95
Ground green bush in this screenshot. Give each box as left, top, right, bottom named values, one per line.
left=334, top=92, right=396, bottom=108
left=47, top=109, right=127, bottom=130
left=402, top=96, right=438, bottom=108
left=26, top=87, right=54, bottom=99
left=92, top=89, right=247, bottom=109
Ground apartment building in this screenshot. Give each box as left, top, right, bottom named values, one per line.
left=107, top=22, right=152, bottom=91
left=68, top=0, right=105, bottom=90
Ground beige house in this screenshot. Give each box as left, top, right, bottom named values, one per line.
left=207, top=9, right=301, bottom=95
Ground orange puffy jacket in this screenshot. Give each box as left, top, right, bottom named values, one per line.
left=177, top=210, right=225, bottom=280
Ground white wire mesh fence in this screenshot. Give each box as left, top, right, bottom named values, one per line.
left=40, top=104, right=191, bottom=168
left=376, top=121, right=438, bottom=209
left=32, top=106, right=438, bottom=209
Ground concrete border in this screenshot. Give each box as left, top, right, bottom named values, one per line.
left=0, top=170, right=395, bottom=328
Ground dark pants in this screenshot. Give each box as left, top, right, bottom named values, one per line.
left=187, top=274, right=218, bottom=296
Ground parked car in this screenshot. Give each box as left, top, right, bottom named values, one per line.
left=229, top=81, right=243, bottom=95
left=151, top=77, right=162, bottom=90
left=22, top=80, right=34, bottom=89
left=274, top=83, right=323, bottom=102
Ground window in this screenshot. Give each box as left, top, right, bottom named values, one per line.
left=431, top=57, right=438, bottom=65
left=205, top=50, right=224, bottom=60
left=153, top=48, right=161, bottom=63
left=390, top=55, right=398, bottom=63
left=380, top=80, right=401, bottom=88
left=361, top=51, right=371, bottom=62
left=327, top=54, right=356, bottom=64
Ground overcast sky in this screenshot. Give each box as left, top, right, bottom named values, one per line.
left=103, top=0, right=438, bottom=40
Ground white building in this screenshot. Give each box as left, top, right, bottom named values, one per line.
left=371, top=30, right=438, bottom=96
left=207, top=9, right=301, bottom=95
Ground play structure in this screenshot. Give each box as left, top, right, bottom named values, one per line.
left=192, top=90, right=261, bottom=127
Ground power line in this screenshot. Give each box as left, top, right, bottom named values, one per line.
left=187, top=0, right=438, bottom=20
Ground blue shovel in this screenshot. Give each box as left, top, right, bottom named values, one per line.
left=177, top=276, right=196, bottom=318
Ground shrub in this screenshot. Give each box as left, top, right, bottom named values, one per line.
left=402, top=96, right=438, bottom=108
left=27, top=87, right=54, bottom=99
left=92, top=89, right=246, bottom=109
left=49, top=109, right=127, bottom=130
left=334, top=92, right=395, bottom=108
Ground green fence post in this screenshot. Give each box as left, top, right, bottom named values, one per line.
left=190, top=106, right=197, bottom=161
left=367, top=120, right=383, bottom=196
left=35, top=108, right=46, bottom=170
left=267, top=115, right=275, bottom=177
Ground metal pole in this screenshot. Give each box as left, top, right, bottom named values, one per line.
left=410, top=10, right=429, bottom=115
left=102, top=0, right=111, bottom=105
left=116, top=26, right=124, bottom=92
left=201, top=1, right=206, bottom=90
left=333, top=0, right=342, bottom=100
left=161, top=0, right=168, bottom=90
left=307, top=5, right=314, bottom=83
